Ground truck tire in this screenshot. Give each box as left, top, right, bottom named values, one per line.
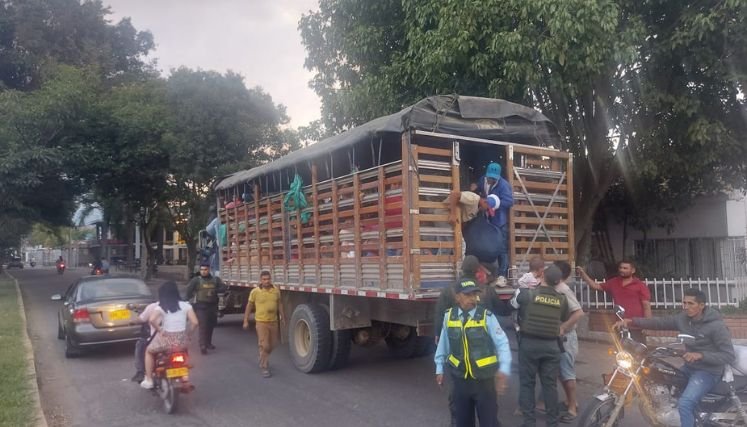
left=385, top=326, right=417, bottom=359
left=413, top=335, right=436, bottom=358
left=327, top=329, right=352, bottom=370
left=289, top=304, right=332, bottom=373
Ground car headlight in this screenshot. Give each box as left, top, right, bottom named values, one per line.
left=616, top=351, right=635, bottom=370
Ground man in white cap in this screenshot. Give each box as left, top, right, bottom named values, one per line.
left=477, top=162, right=513, bottom=278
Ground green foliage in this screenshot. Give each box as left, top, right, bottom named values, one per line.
left=0, top=277, right=34, bottom=426
left=161, top=68, right=295, bottom=273
left=0, top=0, right=155, bottom=91
left=300, top=0, right=747, bottom=261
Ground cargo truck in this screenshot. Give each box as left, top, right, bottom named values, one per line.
left=211, top=95, right=574, bottom=372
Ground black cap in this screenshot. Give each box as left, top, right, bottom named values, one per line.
left=454, top=278, right=482, bottom=294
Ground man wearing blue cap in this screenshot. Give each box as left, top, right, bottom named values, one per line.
left=477, top=162, right=514, bottom=278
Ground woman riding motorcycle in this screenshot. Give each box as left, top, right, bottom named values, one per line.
left=140, top=281, right=199, bottom=390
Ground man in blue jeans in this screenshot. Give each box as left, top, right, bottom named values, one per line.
left=476, top=162, right=513, bottom=278
left=616, top=288, right=735, bottom=427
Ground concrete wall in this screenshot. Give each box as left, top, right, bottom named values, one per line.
left=727, top=194, right=747, bottom=238
left=606, top=194, right=736, bottom=260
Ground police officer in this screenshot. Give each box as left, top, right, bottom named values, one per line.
left=186, top=261, right=226, bottom=354
left=510, top=265, right=571, bottom=427
left=435, top=277, right=512, bottom=427
left=434, top=256, right=504, bottom=427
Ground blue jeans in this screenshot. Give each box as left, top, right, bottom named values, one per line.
left=134, top=337, right=147, bottom=374
left=679, top=365, right=720, bottom=427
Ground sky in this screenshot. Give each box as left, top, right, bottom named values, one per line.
left=104, top=0, right=321, bottom=128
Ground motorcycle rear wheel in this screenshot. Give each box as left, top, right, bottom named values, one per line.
left=159, top=378, right=178, bottom=414
left=578, top=395, right=620, bottom=427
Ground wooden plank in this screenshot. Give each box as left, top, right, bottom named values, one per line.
left=514, top=217, right=570, bottom=226
left=512, top=145, right=570, bottom=159
left=296, top=196, right=304, bottom=282
left=279, top=194, right=288, bottom=284
left=411, top=144, right=421, bottom=289
left=378, top=166, right=387, bottom=290
left=450, top=148, right=462, bottom=272
left=311, top=164, right=321, bottom=286
left=517, top=180, right=568, bottom=192
left=353, top=172, right=362, bottom=288
left=513, top=205, right=568, bottom=214
left=566, top=154, right=576, bottom=266
left=417, top=255, right=456, bottom=263
left=415, top=145, right=452, bottom=157
left=253, top=185, right=262, bottom=272
left=331, top=181, right=340, bottom=288
left=419, top=174, right=453, bottom=184
left=417, top=213, right=450, bottom=222
left=514, top=241, right=570, bottom=249
left=233, top=194, right=241, bottom=279
left=419, top=200, right=448, bottom=209
left=507, top=145, right=516, bottom=270
left=418, top=241, right=457, bottom=249
left=401, top=134, right=412, bottom=291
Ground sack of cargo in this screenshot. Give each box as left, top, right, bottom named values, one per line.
left=464, top=214, right=504, bottom=263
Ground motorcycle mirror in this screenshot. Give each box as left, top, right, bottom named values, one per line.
left=51, top=294, right=62, bottom=301
left=677, top=333, right=696, bottom=344
left=615, top=305, right=626, bottom=319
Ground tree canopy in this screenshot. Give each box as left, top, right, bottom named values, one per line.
left=300, top=0, right=747, bottom=262
left=0, top=0, right=301, bottom=271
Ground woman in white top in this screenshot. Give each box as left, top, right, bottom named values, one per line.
left=141, top=281, right=198, bottom=389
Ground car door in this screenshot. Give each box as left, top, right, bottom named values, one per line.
left=60, top=281, right=79, bottom=331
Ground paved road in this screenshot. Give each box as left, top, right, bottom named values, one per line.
left=14, top=268, right=644, bottom=427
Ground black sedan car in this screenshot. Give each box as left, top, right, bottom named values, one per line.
left=52, top=275, right=154, bottom=358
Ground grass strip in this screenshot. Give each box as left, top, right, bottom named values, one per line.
left=0, top=275, right=34, bottom=427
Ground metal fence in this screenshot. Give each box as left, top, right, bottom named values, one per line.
left=577, top=276, right=747, bottom=309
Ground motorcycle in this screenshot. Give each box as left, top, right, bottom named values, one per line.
left=578, top=305, right=747, bottom=426
left=150, top=348, right=194, bottom=414
left=130, top=309, right=195, bottom=414
left=56, top=263, right=65, bottom=274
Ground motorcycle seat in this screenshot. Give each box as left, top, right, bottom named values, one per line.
left=709, top=375, right=747, bottom=396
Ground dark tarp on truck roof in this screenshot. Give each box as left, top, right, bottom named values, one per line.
left=215, top=94, right=561, bottom=191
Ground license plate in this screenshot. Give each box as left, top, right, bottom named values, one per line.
left=166, top=367, right=189, bottom=379
left=109, top=309, right=130, bottom=321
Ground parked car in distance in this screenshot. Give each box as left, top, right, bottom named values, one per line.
left=52, top=275, right=154, bottom=358
left=6, top=257, right=24, bottom=269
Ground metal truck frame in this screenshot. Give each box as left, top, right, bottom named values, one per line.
left=212, top=95, right=574, bottom=372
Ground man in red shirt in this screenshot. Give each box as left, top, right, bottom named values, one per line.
left=578, top=260, right=652, bottom=343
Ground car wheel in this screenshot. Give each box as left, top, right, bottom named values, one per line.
left=65, top=334, right=81, bottom=358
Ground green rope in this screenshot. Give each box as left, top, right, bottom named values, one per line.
left=283, top=173, right=311, bottom=224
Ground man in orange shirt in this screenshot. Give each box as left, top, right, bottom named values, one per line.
left=243, top=271, right=285, bottom=377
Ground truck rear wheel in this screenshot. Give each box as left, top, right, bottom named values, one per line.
left=328, top=329, right=352, bottom=370
left=385, top=325, right=417, bottom=359
left=289, top=304, right=332, bottom=373
left=413, top=336, right=436, bottom=357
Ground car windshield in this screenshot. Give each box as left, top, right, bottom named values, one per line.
left=77, top=279, right=152, bottom=301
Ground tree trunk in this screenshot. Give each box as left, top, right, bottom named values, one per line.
left=185, top=237, right=197, bottom=281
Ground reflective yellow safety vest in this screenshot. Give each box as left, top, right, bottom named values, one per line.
left=446, top=307, right=499, bottom=380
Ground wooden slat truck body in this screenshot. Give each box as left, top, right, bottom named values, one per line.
left=212, top=95, right=573, bottom=372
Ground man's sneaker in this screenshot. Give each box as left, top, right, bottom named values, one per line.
left=140, top=378, right=154, bottom=390
left=200, top=347, right=208, bottom=355
left=207, top=344, right=216, bottom=350
left=131, top=372, right=144, bottom=383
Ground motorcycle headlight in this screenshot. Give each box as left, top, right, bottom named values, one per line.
left=616, top=351, right=635, bottom=370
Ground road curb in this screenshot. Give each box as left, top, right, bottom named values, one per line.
left=6, top=272, right=49, bottom=427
